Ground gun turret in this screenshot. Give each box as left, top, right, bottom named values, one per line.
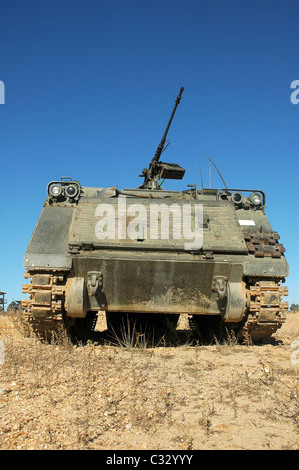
left=139, top=87, right=186, bottom=189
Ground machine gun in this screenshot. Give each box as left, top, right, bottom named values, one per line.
left=139, top=87, right=186, bottom=189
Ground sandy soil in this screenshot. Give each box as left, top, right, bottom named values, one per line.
left=0, top=310, right=298, bottom=450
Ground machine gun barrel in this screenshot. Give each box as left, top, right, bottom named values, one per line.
left=152, top=87, right=184, bottom=163
left=139, top=87, right=185, bottom=189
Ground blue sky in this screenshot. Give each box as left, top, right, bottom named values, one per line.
left=0, top=0, right=298, bottom=306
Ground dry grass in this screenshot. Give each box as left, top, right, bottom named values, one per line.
left=0, top=310, right=298, bottom=450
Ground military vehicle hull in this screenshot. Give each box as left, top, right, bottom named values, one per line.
left=22, top=89, right=289, bottom=343
left=22, top=186, right=289, bottom=342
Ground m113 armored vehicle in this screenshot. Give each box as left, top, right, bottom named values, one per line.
left=22, top=88, right=289, bottom=342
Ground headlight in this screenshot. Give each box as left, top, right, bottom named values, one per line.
left=65, top=184, right=79, bottom=198
left=49, top=183, right=62, bottom=197
left=47, top=178, right=81, bottom=201
left=250, top=192, right=262, bottom=206
left=231, top=192, right=243, bottom=204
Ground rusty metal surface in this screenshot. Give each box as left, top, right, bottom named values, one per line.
left=22, top=272, right=66, bottom=335
left=243, top=231, right=286, bottom=258
left=238, top=279, right=289, bottom=341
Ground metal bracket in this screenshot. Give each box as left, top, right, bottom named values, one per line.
left=68, top=244, right=81, bottom=254
left=87, top=272, right=103, bottom=296
left=212, top=276, right=227, bottom=300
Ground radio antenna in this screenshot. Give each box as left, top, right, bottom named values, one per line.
left=199, top=161, right=204, bottom=192
left=201, top=148, right=228, bottom=190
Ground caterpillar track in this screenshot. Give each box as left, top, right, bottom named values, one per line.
left=238, top=279, right=288, bottom=342
left=22, top=271, right=288, bottom=343
left=22, top=271, right=66, bottom=339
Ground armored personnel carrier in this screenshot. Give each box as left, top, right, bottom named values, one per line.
left=22, top=88, right=289, bottom=342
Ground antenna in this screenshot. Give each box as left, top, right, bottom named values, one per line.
left=199, top=161, right=204, bottom=192
left=201, top=148, right=228, bottom=190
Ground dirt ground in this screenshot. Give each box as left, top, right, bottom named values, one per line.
left=0, top=310, right=298, bottom=450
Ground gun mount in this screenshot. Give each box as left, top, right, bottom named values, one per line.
left=139, top=87, right=186, bottom=189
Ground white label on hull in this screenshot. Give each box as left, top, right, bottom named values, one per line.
left=238, top=220, right=255, bottom=226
